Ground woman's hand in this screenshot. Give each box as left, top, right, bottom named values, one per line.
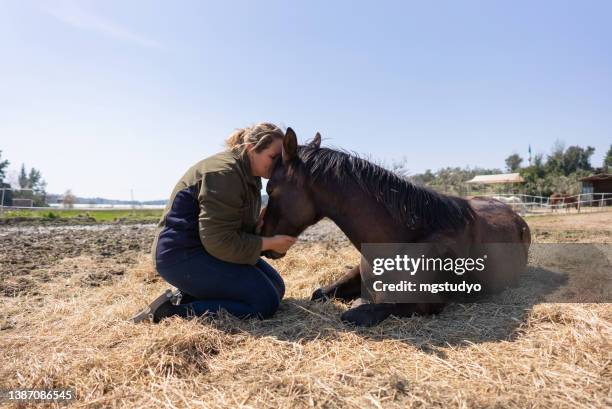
left=261, top=235, right=297, bottom=254
left=255, top=207, right=266, bottom=235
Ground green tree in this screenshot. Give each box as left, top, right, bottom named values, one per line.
left=545, top=140, right=565, bottom=175
left=29, top=168, right=47, bottom=206
left=604, top=145, right=612, bottom=169
left=14, top=164, right=48, bottom=207
left=18, top=164, right=29, bottom=188
left=28, top=168, right=45, bottom=192
left=519, top=153, right=548, bottom=195
left=409, top=169, right=435, bottom=185
left=408, top=166, right=502, bottom=196
left=533, top=153, right=544, bottom=168
left=562, top=145, right=594, bottom=174
left=504, top=154, right=523, bottom=172
left=0, top=150, right=9, bottom=183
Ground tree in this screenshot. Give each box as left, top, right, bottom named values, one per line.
left=14, top=164, right=48, bottom=207
left=504, top=154, right=523, bottom=172
left=604, top=145, right=612, bottom=170
left=545, top=142, right=595, bottom=176
left=63, top=190, right=76, bottom=208
left=0, top=150, right=9, bottom=183
left=562, top=145, right=594, bottom=174
left=29, top=168, right=47, bottom=206
left=545, top=140, right=565, bottom=175
left=383, top=156, right=410, bottom=178
left=18, top=164, right=29, bottom=188
left=408, top=166, right=502, bottom=196
left=533, top=153, right=544, bottom=168
left=410, top=169, right=436, bottom=185
left=28, top=168, right=46, bottom=193
left=520, top=152, right=548, bottom=195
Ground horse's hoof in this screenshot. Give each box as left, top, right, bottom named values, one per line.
left=310, top=288, right=329, bottom=302
left=341, top=306, right=385, bottom=327
left=350, top=297, right=368, bottom=308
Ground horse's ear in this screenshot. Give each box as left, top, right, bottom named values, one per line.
left=283, top=127, right=298, bottom=163
left=309, top=132, right=321, bottom=149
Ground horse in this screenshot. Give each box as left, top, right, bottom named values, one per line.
left=491, top=195, right=527, bottom=215
left=550, top=192, right=580, bottom=212
left=261, top=128, right=531, bottom=326
left=550, top=192, right=563, bottom=211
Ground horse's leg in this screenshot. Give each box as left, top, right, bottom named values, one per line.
left=311, top=264, right=361, bottom=302
left=340, top=300, right=445, bottom=326
left=337, top=233, right=460, bottom=325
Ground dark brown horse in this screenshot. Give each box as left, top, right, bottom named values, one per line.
left=261, top=128, right=531, bottom=326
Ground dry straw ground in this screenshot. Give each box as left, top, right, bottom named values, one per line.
left=1, top=211, right=611, bottom=408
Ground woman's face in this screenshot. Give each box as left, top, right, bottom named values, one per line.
left=248, top=138, right=283, bottom=179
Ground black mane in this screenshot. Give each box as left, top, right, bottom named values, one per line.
left=297, top=146, right=474, bottom=231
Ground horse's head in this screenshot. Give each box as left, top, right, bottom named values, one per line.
left=261, top=127, right=322, bottom=259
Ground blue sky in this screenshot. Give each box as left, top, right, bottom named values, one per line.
left=1, top=0, right=610, bottom=200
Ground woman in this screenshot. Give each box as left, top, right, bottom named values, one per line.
left=131, top=123, right=297, bottom=323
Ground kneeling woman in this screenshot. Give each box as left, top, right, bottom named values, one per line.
left=132, top=123, right=297, bottom=323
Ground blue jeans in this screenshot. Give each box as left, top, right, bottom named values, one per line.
left=155, top=247, right=285, bottom=319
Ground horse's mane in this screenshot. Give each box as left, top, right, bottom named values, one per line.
left=297, top=146, right=474, bottom=231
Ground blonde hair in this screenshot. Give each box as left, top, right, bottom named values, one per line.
left=225, top=122, right=284, bottom=154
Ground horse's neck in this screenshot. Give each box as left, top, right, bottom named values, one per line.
left=311, top=179, right=420, bottom=249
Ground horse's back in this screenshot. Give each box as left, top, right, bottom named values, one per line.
left=468, top=196, right=530, bottom=244
left=465, top=197, right=531, bottom=291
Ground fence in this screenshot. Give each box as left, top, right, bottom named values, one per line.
left=0, top=188, right=35, bottom=213
left=0, top=188, right=165, bottom=213
left=1, top=187, right=610, bottom=217
left=476, top=192, right=612, bottom=216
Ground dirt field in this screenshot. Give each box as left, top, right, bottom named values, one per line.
left=527, top=210, right=612, bottom=244
left=0, top=212, right=610, bottom=408
left=528, top=208, right=612, bottom=233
